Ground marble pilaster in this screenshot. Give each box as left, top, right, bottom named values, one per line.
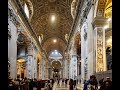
left=92, top=16, right=107, bottom=72
left=8, top=2, right=21, bottom=79
left=26, top=43, right=33, bottom=79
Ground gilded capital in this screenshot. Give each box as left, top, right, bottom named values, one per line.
left=92, top=16, right=108, bottom=28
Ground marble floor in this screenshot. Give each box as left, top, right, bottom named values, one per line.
left=53, top=83, right=83, bottom=90
left=54, top=86, right=69, bottom=90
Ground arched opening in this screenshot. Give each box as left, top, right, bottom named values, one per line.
left=23, top=0, right=33, bottom=21
left=42, top=37, right=66, bottom=56
left=52, top=60, right=61, bottom=79
left=24, top=3, right=29, bottom=18
left=49, top=50, right=63, bottom=79
left=49, top=50, right=63, bottom=60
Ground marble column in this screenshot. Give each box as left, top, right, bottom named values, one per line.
left=92, top=16, right=107, bottom=72
left=8, top=21, right=18, bottom=79
left=26, top=43, right=33, bottom=79
left=40, top=55, right=46, bottom=80
left=70, top=44, right=77, bottom=80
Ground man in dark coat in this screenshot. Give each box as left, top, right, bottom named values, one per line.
left=99, top=77, right=112, bottom=90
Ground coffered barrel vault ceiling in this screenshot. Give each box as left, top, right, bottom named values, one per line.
left=30, top=0, right=73, bottom=55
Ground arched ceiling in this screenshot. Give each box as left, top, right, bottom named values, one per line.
left=43, top=37, right=66, bottom=56
left=30, top=0, right=73, bottom=54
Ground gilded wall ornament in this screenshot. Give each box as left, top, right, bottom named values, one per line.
left=96, top=30, right=104, bottom=72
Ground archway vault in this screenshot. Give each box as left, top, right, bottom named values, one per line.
left=43, top=37, right=66, bottom=56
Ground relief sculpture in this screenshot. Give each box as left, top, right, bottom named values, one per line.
left=96, top=30, right=104, bottom=72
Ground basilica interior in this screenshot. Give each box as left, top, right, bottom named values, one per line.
left=8, top=0, right=112, bottom=89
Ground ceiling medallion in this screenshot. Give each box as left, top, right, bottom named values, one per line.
left=49, top=0, right=56, bottom=2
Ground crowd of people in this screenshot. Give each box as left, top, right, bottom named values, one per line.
left=83, top=75, right=112, bottom=90
left=54, top=78, right=77, bottom=90
left=8, top=77, right=54, bottom=90
left=8, top=75, right=112, bottom=90
left=8, top=77, right=78, bottom=90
